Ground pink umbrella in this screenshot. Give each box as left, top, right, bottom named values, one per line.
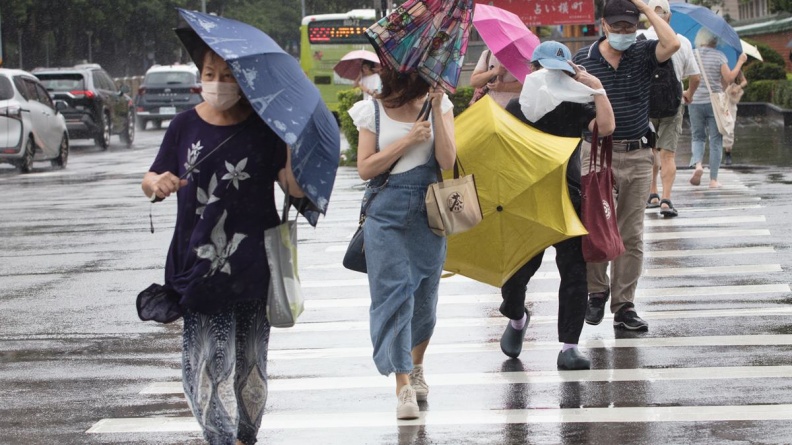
left=472, top=3, right=540, bottom=83
left=333, top=50, right=381, bottom=81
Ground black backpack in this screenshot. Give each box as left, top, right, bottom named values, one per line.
left=638, top=34, right=682, bottom=119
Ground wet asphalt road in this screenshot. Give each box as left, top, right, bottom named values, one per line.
left=1, top=117, right=792, bottom=445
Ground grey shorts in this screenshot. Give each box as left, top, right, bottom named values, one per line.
left=649, top=103, right=685, bottom=152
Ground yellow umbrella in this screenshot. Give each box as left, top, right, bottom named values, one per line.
left=444, top=95, right=588, bottom=287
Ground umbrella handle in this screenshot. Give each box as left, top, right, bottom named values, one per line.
left=417, top=100, right=432, bottom=122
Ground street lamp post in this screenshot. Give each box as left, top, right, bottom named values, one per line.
left=86, top=31, right=93, bottom=63
left=201, top=0, right=206, bottom=13
left=17, top=29, right=22, bottom=69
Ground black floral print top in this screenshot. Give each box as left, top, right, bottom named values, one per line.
left=149, top=109, right=287, bottom=314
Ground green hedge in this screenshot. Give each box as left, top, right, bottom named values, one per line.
left=336, top=86, right=477, bottom=164
left=743, top=79, right=792, bottom=109
left=337, top=88, right=363, bottom=165
left=744, top=80, right=777, bottom=102
left=450, top=87, right=475, bottom=115
left=744, top=62, right=787, bottom=82
left=775, top=82, right=792, bottom=109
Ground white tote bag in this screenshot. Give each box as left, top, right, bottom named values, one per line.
left=263, top=192, right=304, bottom=328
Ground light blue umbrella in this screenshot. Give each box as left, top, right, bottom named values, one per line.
left=670, top=3, right=743, bottom=68
left=176, top=9, right=340, bottom=226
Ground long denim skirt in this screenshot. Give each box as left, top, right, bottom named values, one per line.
left=363, top=156, right=446, bottom=375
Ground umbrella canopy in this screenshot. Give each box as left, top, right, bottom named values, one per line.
left=333, top=50, right=380, bottom=81
left=472, top=3, right=541, bottom=83
left=741, top=40, right=763, bottom=61
left=444, top=96, right=587, bottom=287
left=366, top=0, right=475, bottom=92
left=176, top=9, right=340, bottom=227
left=669, top=3, right=743, bottom=68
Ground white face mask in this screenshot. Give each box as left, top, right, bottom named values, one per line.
left=201, top=81, right=241, bottom=111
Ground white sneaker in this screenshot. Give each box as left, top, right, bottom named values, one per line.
left=409, top=365, right=429, bottom=401
left=396, top=384, right=419, bottom=420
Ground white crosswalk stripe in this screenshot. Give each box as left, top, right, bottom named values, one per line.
left=86, top=168, right=792, bottom=441
left=88, top=404, right=792, bottom=433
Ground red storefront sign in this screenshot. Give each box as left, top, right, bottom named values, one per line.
left=485, top=0, right=596, bottom=26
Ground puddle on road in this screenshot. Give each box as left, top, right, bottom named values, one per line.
left=677, top=116, right=792, bottom=168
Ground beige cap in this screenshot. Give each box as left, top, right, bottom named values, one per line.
left=648, top=0, right=671, bottom=14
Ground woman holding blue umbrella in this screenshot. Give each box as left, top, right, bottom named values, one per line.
left=142, top=46, right=305, bottom=445
left=688, top=28, right=747, bottom=189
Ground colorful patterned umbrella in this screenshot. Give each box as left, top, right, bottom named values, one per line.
left=176, top=9, right=340, bottom=226
left=366, top=0, right=475, bottom=92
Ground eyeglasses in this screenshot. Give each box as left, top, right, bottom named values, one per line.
left=607, top=23, right=638, bottom=34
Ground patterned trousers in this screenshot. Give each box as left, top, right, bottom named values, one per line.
left=182, top=299, right=271, bottom=445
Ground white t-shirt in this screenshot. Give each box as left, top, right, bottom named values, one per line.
left=473, top=50, right=520, bottom=108
left=348, top=95, right=454, bottom=174
left=644, top=28, right=700, bottom=83
left=360, top=74, right=381, bottom=100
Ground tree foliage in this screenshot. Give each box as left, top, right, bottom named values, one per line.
left=768, top=0, right=792, bottom=13
left=0, top=0, right=364, bottom=76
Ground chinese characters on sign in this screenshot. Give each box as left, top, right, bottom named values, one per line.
left=486, top=0, right=595, bottom=26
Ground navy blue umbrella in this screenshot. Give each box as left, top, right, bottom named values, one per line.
left=670, top=3, right=743, bottom=68
left=176, top=9, right=340, bottom=226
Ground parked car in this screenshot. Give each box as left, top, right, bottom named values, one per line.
left=33, top=64, right=134, bottom=149
left=135, top=64, right=202, bottom=130
left=0, top=68, right=69, bottom=173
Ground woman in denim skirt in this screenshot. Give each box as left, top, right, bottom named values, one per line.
left=348, top=68, right=456, bottom=419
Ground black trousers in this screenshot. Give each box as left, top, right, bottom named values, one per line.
left=500, top=186, right=587, bottom=344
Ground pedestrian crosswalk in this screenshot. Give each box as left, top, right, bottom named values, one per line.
left=86, top=167, right=792, bottom=443
left=87, top=404, right=792, bottom=433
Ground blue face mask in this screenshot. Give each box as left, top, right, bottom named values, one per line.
left=608, top=32, right=637, bottom=51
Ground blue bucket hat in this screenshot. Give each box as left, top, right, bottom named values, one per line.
left=530, top=41, right=574, bottom=74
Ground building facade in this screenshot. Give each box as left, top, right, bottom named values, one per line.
left=720, top=0, right=772, bottom=21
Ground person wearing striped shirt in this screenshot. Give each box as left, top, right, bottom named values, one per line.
left=688, top=28, right=748, bottom=189
left=572, top=0, right=680, bottom=332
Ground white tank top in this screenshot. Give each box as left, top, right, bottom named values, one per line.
left=348, top=95, right=454, bottom=174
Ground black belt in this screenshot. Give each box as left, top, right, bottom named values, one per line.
left=583, top=137, right=648, bottom=152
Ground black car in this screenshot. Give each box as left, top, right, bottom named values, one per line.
left=135, top=64, right=203, bottom=130
left=33, top=64, right=135, bottom=149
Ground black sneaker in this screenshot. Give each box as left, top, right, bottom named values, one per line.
left=500, top=309, right=530, bottom=358
left=584, top=290, right=609, bottom=325
left=613, top=306, right=649, bottom=331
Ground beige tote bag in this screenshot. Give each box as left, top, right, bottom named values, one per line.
left=425, top=159, right=483, bottom=237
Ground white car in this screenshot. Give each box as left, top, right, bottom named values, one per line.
left=0, top=68, right=69, bottom=172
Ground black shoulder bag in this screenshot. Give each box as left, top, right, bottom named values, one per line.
left=342, top=99, right=430, bottom=273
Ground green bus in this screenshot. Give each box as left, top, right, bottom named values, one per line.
left=300, top=9, right=378, bottom=113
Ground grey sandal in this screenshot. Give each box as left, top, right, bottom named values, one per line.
left=660, top=199, right=678, bottom=217
left=646, top=193, right=660, bottom=209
